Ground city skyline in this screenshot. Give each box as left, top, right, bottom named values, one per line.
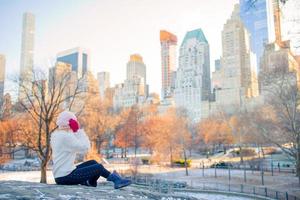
left=0, top=0, right=238, bottom=96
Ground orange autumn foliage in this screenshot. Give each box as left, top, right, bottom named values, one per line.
left=140, top=108, right=192, bottom=165
left=197, top=117, right=234, bottom=146
left=114, top=106, right=143, bottom=154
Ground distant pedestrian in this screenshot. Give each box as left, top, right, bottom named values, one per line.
left=51, top=110, right=131, bottom=189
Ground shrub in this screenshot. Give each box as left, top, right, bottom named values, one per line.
left=172, top=159, right=191, bottom=167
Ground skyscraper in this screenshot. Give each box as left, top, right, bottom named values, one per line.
left=19, top=12, right=35, bottom=100
left=160, top=30, right=177, bottom=99
left=280, top=0, right=300, bottom=56
left=215, top=4, right=259, bottom=110
left=0, top=55, right=5, bottom=105
left=174, top=28, right=210, bottom=121
left=113, top=54, right=147, bottom=109
left=260, top=0, right=300, bottom=93
left=126, top=54, right=147, bottom=96
left=214, top=59, right=221, bottom=71
left=240, top=0, right=269, bottom=72
left=97, top=71, right=110, bottom=99
left=57, top=47, right=89, bottom=78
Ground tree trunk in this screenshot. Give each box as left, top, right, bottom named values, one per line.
left=106, top=148, right=110, bottom=159
left=256, top=143, right=261, bottom=159
left=297, top=144, right=300, bottom=184
left=261, top=145, right=265, bottom=159
left=297, top=158, right=300, bottom=184
left=183, top=148, right=188, bottom=176
left=10, top=147, right=14, bottom=159
left=25, top=148, right=29, bottom=158
left=92, top=140, right=97, bottom=153
left=261, top=146, right=265, bottom=159
left=121, top=148, right=124, bottom=158
left=239, top=146, right=244, bottom=163
left=170, top=147, right=173, bottom=167
left=40, top=160, right=48, bottom=183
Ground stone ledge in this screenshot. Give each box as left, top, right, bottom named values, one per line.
left=0, top=181, right=198, bottom=200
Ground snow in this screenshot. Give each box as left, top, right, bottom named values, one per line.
left=0, top=170, right=55, bottom=184
left=176, top=192, right=255, bottom=200
left=0, top=158, right=42, bottom=171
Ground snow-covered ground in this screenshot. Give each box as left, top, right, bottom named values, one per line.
left=0, top=170, right=56, bottom=184
left=175, top=192, right=255, bottom=200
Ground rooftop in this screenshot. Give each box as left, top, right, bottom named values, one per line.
left=181, top=28, right=208, bottom=46
left=160, top=30, right=177, bottom=43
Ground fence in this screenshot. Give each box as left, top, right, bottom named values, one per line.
left=201, top=161, right=296, bottom=174
left=195, top=182, right=300, bottom=200
left=196, top=164, right=296, bottom=186
left=129, top=176, right=300, bottom=200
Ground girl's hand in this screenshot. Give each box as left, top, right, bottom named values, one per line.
left=69, top=119, right=80, bottom=133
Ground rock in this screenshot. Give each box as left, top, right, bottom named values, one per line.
left=0, top=181, right=198, bottom=200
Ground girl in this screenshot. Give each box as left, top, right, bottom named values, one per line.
left=50, top=110, right=131, bottom=189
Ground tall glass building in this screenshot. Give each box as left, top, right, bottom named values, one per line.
left=240, top=0, right=269, bottom=72
left=56, top=47, right=89, bottom=78
left=0, top=55, right=5, bottom=105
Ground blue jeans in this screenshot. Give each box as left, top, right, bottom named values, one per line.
left=55, top=160, right=111, bottom=186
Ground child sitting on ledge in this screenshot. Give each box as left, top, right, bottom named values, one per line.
left=50, top=110, right=131, bottom=189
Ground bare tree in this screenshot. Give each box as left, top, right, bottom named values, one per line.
left=256, top=66, right=300, bottom=183
left=79, top=89, right=117, bottom=160
left=13, top=67, right=84, bottom=183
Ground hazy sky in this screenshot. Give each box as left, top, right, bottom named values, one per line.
left=0, top=0, right=239, bottom=95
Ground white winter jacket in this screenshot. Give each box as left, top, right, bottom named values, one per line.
left=50, top=129, right=90, bottom=178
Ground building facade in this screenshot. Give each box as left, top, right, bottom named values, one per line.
left=49, top=62, right=78, bottom=109
left=19, top=12, right=35, bottom=100
left=97, top=71, right=110, bottom=99
left=113, top=54, right=148, bottom=110
left=126, top=54, right=148, bottom=96
left=280, top=0, right=300, bottom=56
left=174, top=28, right=210, bottom=122
left=215, top=4, right=259, bottom=112
left=214, top=59, right=221, bottom=71
left=0, top=55, right=5, bottom=105
left=57, top=47, right=89, bottom=78
left=113, top=75, right=145, bottom=109
left=160, top=30, right=177, bottom=99
left=240, top=0, right=269, bottom=72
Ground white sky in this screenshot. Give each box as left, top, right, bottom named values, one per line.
left=3, top=0, right=239, bottom=96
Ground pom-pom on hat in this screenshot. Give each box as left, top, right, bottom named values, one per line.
left=56, top=111, right=79, bottom=131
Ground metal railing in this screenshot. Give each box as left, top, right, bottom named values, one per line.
left=129, top=176, right=300, bottom=200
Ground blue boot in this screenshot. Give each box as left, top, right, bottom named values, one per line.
left=107, top=171, right=132, bottom=189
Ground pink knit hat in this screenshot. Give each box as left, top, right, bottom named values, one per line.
left=56, top=111, right=80, bottom=132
